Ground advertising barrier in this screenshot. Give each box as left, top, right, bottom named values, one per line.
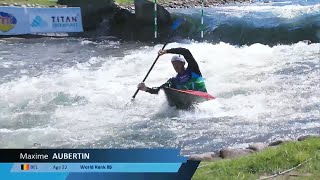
left=0, top=7, right=29, bottom=35
left=29, top=8, right=83, bottom=33
left=0, top=6, right=83, bottom=35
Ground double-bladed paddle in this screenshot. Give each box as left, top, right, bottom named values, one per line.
left=131, top=19, right=183, bottom=101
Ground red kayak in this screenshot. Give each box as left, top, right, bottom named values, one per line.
left=163, top=88, right=215, bottom=109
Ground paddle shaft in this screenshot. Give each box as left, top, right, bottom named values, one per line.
left=132, top=43, right=168, bottom=100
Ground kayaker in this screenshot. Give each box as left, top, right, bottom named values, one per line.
left=137, top=47, right=207, bottom=94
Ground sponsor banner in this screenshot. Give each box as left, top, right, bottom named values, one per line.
left=0, top=7, right=29, bottom=35
left=29, top=8, right=83, bottom=33
left=0, top=6, right=83, bottom=35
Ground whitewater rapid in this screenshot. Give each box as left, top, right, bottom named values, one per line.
left=0, top=0, right=319, bottom=154
left=170, top=0, right=320, bottom=44
left=0, top=38, right=319, bottom=154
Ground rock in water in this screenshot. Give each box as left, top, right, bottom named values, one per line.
left=189, top=152, right=221, bottom=161
left=220, top=148, right=254, bottom=159
left=298, top=135, right=320, bottom=141
left=269, top=140, right=293, bottom=146
left=134, top=0, right=171, bottom=25
left=248, top=143, right=268, bottom=151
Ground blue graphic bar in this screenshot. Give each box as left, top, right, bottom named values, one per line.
left=0, top=149, right=188, bottom=163
left=8, top=163, right=181, bottom=173
left=0, top=149, right=200, bottom=180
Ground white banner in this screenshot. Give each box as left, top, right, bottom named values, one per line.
left=29, top=8, right=83, bottom=33
left=0, top=6, right=83, bottom=35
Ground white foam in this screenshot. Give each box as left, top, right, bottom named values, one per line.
left=171, top=3, right=320, bottom=28
left=0, top=41, right=319, bottom=149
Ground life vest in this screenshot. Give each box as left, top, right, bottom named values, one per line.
left=172, top=70, right=207, bottom=92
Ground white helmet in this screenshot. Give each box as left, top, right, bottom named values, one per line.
left=171, top=55, right=186, bottom=63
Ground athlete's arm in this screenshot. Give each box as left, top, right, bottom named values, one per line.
left=146, top=87, right=161, bottom=94
left=138, top=79, right=172, bottom=94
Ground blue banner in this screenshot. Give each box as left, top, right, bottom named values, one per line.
left=0, top=149, right=200, bottom=180
left=0, top=6, right=83, bottom=35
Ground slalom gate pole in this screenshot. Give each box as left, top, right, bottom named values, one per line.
left=201, top=0, right=204, bottom=38
left=154, top=0, right=157, bottom=38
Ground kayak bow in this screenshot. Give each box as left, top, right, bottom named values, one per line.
left=163, top=88, right=215, bottom=109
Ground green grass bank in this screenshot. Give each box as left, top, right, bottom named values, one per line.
left=193, top=137, right=320, bottom=179
left=0, top=0, right=58, bottom=6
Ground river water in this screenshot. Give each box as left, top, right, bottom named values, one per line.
left=0, top=0, right=319, bottom=155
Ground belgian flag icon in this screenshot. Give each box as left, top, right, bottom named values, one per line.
left=21, top=164, right=30, bottom=170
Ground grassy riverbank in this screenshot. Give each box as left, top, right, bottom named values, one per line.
left=115, top=0, right=133, bottom=5
left=0, top=0, right=57, bottom=6
left=193, top=137, right=320, bottom=179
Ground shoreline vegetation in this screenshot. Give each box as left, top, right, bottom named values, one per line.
left=0, top=0, right=58, bottom=7
left=192, top=135, right=320, bottom=179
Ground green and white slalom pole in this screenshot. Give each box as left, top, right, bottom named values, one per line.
left=154, top=0, right=157, bottom=38
left=201, top=0, right=204, bottom=38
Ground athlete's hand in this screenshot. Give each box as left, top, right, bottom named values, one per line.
left=158, top=50, right=167, bottom=56
left=137, top=82, right=147, bottom=91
